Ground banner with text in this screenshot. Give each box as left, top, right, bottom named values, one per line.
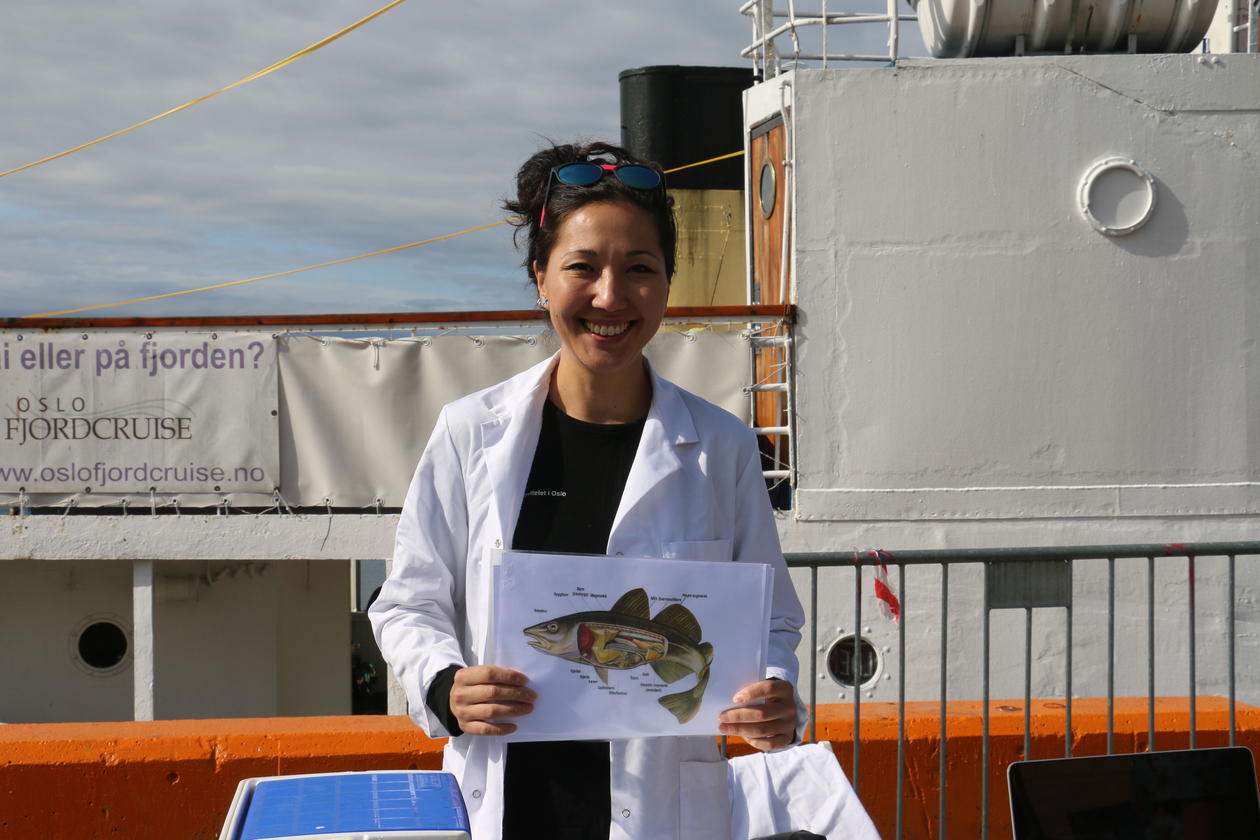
left=0, top=333, right=277, bottom=493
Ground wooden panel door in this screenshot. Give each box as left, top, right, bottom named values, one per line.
left=748, top=119, right=790, bottom=484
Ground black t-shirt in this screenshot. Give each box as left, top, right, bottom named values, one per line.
left=427, top=398, right=646, bottom=840
left=511, top=398, right=645, bottom=554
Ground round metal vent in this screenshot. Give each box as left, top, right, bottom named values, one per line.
left=1078, top=157, right=1157, bottom=236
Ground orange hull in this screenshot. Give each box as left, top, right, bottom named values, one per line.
left=2, top=699, right=1256, bottom=840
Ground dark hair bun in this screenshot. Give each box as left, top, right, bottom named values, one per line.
left=503, top=141, right=676, bottom=285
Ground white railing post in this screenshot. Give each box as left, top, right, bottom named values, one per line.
left=760, top=0, right=779, bottom=77
left=133, top=560, right=155, bottom=721
left=888, top=0, right=901, bottom=61
left=741, top=1, right=918, bottom=69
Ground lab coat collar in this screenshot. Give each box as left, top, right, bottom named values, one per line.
left=612, top=360, right=699, bottom=537
left=479, top=352, right=699, bottom=549
left=480, top=354, right=558, bottom=548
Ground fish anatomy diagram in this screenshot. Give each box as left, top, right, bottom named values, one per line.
left=524, top=587, right=713, bottom=724
left=493, top=551, right=774, bottom=742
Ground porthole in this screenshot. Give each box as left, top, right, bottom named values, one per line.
left=826, top=634, right=881, bottom=688
left=70, top=615, right=131, bottom=676
left=759, top=159, right=777, bottom=219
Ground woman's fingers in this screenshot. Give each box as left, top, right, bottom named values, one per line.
left=449, top=665, right=536, bottom=734
left=455, top=665, right=530, bottom=688
left=740, top=731, right=795, bottom=751
left=718, top=678, right=797, bottom=752
left=459, top=719, right=520, bottom=736
left=452, top=665, right=534, bottom=704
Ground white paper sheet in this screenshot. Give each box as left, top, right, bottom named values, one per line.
left=492, top=551, right=773, bottom=742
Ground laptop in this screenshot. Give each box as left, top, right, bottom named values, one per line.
left=1008, top=746, right=1260, bottom=839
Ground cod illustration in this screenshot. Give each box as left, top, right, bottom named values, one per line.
left=523, top=587, right=714, bottom=724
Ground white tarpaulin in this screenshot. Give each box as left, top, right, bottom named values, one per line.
left=0, top=332, right=277, bottom=494
left=278, top=329, right=752, bottom=509
left=1, top=328, right=752, bottom=508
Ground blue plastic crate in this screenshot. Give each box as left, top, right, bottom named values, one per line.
left=221, top=770, right=470, bottom=840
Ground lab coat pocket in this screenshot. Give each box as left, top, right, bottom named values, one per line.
left=664, top=539, right=732, bottom=563
left=678, top=758, right=733, bottom=839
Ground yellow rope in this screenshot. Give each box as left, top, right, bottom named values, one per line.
left=28, top=220, right=507, bottom=318
left=25, top=150, right=748, bottom=318
left=0, top=0, right=410, bottom=180
left=665, top=150, right=745, bottom=174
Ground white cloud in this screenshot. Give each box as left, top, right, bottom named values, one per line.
left=0, top=0, right=921, bottom=318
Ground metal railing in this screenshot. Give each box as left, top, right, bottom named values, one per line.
left=785, top=541, right=1260, bottom=840
left=746, top=325, right=794, bottom=496
left=741, top=0, right=917, bottom=75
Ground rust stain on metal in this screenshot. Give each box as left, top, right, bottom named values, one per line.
left=1, top=305, right=793, bottom=331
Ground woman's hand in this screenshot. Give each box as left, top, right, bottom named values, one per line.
left=718, top=679, right=798, bottom=752
left=449, top=665, right=536, bottom=736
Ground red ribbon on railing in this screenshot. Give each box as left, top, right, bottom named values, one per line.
left=865, top=549, right=901, bottom=624
left=1161, top=543, right=1197, bottom=593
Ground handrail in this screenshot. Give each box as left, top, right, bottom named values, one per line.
left=741, top=0, right=917, bottom=75
left=0, top=304, right=797, bottom=332
left=783, top=540, right=1260, bottom=840
left=785, top=541, right=1260, bottom=567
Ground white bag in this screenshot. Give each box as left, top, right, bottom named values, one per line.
left=728, top=743, right=882, bottom=840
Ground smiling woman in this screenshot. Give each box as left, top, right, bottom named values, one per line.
left=369, top=141, right=806, bottom=840
left=534, top=200, right=669, bottom=422
left=512, top=143, right=674, bottom=424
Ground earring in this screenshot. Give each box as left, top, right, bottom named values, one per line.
left=537, top=295, right=549, bottom=308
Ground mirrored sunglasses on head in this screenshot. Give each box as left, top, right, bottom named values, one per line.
left=539, top=162, right=664, bottom=227
left=553, top=162, right=663, bottom=190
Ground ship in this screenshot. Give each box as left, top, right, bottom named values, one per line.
left=1, top=2, right=1257, bottom=837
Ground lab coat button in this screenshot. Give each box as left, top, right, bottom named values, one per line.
left=494, top=539, right=501, bottom=548
left=620, top=809, right=631, bottom=818
left=471, top=790, right=482, bottom=799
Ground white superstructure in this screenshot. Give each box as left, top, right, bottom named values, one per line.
left=739, top=1, right=1259, bottom=705
left=2, top=1, right=1256, bottom=726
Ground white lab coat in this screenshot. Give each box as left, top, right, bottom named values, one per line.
left=370, top=353, right=806, bottom=840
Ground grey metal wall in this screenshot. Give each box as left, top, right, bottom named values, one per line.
left=754, top=56, right=1260, bottom=547
left=747, top=56, right=1260, bottom=708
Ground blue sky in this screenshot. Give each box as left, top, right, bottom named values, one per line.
left=1, top=1, right=922, bottom=318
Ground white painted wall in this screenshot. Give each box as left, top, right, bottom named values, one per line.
left=277, top=560, right=352, bottom=716
left=153, top=560, right=281, bottom=718
left=149, top=559, right=350, bottom=719
left=0, top=560, right=134, bottom=723
left=755, top=57, right=1260, bottom=551
left=0, top=534, right=355, bottom=723
left=749, top=57, right=1260, bottom=706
